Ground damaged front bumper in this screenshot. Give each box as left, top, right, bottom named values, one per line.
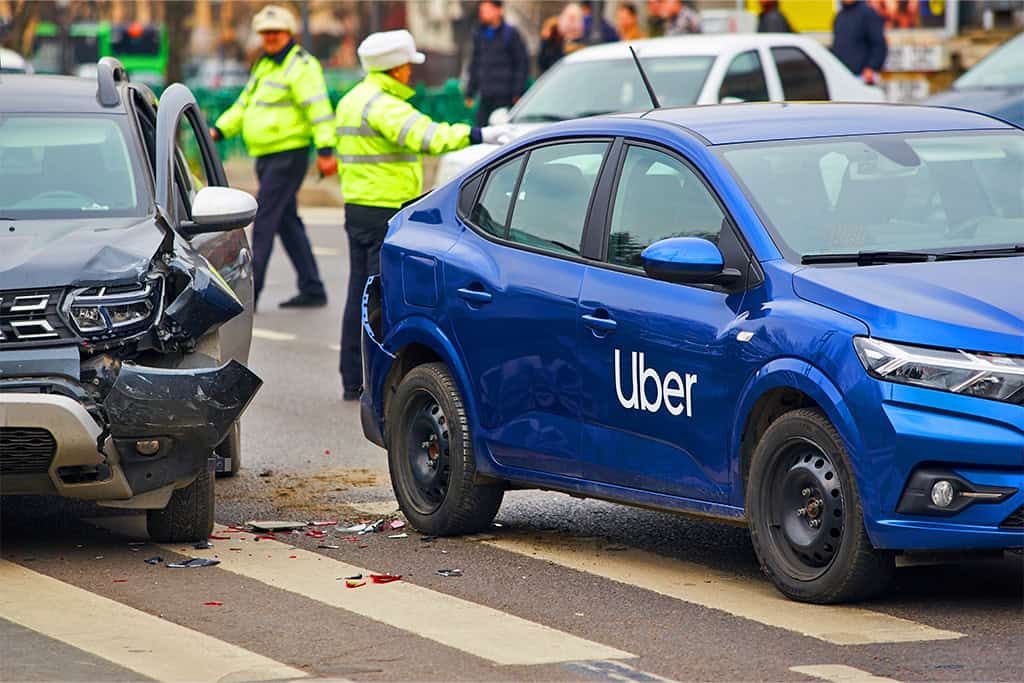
left=0, top=356, right=261, bottom=508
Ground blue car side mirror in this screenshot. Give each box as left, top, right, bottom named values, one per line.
left=640, top=237, right=742, bottom=286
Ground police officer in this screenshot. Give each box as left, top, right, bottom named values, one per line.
left=211, top=5, right=336, bottom=309
left=335, top=29, right=507, bottom=400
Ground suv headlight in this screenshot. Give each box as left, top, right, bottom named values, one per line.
left=65, top=279, right=163, bottom=339
left=854, top=337, right=1024, bottom=403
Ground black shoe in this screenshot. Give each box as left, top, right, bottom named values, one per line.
left=342, top=388, right=361, bottom=401
left=279, top=293, right=327, bottom=308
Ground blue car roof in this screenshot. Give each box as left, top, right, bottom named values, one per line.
left=635, top=102, right=1014, bottom=145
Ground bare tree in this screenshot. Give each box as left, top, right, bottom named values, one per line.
left=1, top=0, right=42, bottom=56
left=165, top=0, right=194, bottom=85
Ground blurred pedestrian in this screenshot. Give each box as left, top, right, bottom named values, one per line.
left=832, top=0, right=887, bottom=84
left=465, top=1, right=529, bottom=127
left=757, top=1, right=793, bottom=33
left=581, top=1, right=619, bottom=43
left=211, top=4, right=336, bottom=309
left=335, top=30, right=510, bottom=400
left=538, top=14, right=564, bottom=73
left=663, top=0, right=702, bottom=35
left=617, top=2, right=647, bottom=41
left=559, top=3, right=587, bottom=55
left=647, top=0, right=667, bottom=37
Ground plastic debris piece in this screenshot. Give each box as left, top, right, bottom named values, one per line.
left=203, top=601, right=223, bottom=606
left=167, top=558, right=220, bottom=569
left=247, top=520, right=307, bottom=532
left=388, top=533, right=408, bottom=539
left=208, top=535, right=231, bottom=540
left=420, top=536, right=436, bottom=543
left=308, top=520, right=337, bottom=527
left=436, top=569, right=463, bottom=577
left=144, top=556, right=163, bottom=565
left=345, top=579, right=366, bottom=588
left=289, top=555, right=298, bottom=559
left=388, top=520, right=406, bottom=530
left=112, top=579, right=129, bottom=583
left=337, top=523, right=369, bottom=533
left=94, top=556, right=104, bottom=560
left=255, top=534, right=278, bottom=541
left=492, top=522, right=504, bottom=528
left=370, top=573, right=401, bottom=584
left=305, top=530, right=326, bottom=538
left=324, top=449, right=331, bottom=455
left=317, top=544, right=340, bottom=550
left=341, top=536, right=360, bottom=543
left=358, top=545, right=369, bottom=549
left=193, top=541, right=213, bottom=550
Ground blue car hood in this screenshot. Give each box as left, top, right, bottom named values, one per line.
left=925, top=87, right=1024, bottom=126
left=793, top=258, right=1024, bottom=355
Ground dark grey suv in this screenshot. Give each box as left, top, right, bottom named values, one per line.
left=0, top=59, right=261, bottom=541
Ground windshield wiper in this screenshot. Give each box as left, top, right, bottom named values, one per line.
left=0, top=217, right=15, bottom=221
left=943, top=244, right=1024, bottom=257
left=802, top=246, right=1024, bottom=265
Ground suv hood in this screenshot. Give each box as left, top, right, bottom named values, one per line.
left=793, top=257, right=1024, bottom=355
left=0, top=217, right=163, bottom=290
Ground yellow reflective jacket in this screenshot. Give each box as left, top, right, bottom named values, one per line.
left=215, top=43, right=335, bottom=158
left=335, top=72, right=474, bottom=208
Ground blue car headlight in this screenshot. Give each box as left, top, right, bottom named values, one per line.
left=854, top=337, right=1024, bottom=403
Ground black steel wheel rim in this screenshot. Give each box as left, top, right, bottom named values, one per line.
left=402, top=389, right=452, bottom=515
left=763, top=438, right=846, bottom=581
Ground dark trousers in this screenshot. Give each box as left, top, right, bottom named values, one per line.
left=340, top=203, right=397, bottom=392
left=253, top=148, right=326, bottom=303
left=475, top=94, right=515, bottom=127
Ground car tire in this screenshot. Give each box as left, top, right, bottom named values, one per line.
left=146, top=465, right=215, bottom=542
left=387, top=362, right=504, bottom=536
left=215, top=422, right=241, bottom=478
left=747, top=408, right=894, bottom=603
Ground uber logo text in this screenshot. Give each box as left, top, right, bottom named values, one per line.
left=614, top=349, right=697, bottom=417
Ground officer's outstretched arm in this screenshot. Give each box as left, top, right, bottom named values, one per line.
left=370, top=98, right=473, bottom=156
left=214, top=82, right=252, bottom=140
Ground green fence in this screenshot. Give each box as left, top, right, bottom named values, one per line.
left=192, top=78, right=476, bottom=161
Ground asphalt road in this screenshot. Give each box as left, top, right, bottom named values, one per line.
left=2, top=208, right=1022, bottom=683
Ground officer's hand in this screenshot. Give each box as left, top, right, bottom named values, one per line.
left=465, top=97, right=475, bottom=109
left=480, top=125, right=512, bottom=145
left=317, top=155, right=338, bottom=178
left=209, top=127, right=221, bottom=142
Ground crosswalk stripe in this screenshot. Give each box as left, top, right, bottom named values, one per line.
left=481, top=534, right=963, bottom=646
left=0, top=559, right=307, bottom=683
left=77, top=518, right=634, bottom=667
left=790, top=664, right=900, bottom=682
left=252, top=327, right=298, bottom=342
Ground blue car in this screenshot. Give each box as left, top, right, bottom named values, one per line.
left=360, top=102, right=1024, bottom=603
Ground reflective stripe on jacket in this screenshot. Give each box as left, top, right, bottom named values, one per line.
left=335, top=72, right=473, bottom=208
left=215, top=44, right=336, bottom=158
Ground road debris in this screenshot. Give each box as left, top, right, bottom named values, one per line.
left=247, top=520, right=307, bottom=532
left=388, top=533, right=409, bottom=539
left=317, top=544, right=340, bottom=550
left=167, top=558, right=220, bottom=569
left=112, top=579, right=129, bottom=583
left=345, top=574, right=363, bottom=580
left=144, top=556, right=163, bottom=565
left=203, top=601, right=223, bottom=606
left=436, top=569, right=463, bottom=577
left=193, top=541, right=213, bottom=550
left=308, top=520, right=338, bottom=527
left=345, top=579, right=366, bottom=588
left=370, top=573, right=402, bottom=584
left=337, top=523, right=370, bottom=533
left=388, top=520, right=406, bottom=530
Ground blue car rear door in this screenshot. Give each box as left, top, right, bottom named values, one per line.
left=576, top=141, right=758, bottom=503
left=445, top=139, right=613, bottom=478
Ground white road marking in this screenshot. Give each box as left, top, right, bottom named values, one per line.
left=252, top=327, right=298, bottom=342
left=565, top=660, right=676, bottom=682
left=482, top=535, right=963, bottom=646
left=90, top=518, right=633, bottom=667
left=313, top=246, right=339, bottom=257
left=790, top=665, right=900, bottom=682
left=0, top=560, right=307, bottom=683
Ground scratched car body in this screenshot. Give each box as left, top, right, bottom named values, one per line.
left=0, top=60, right=261, bottom=541
left=362, top=101, right=1024, bottom=603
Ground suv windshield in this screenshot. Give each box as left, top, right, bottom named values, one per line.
left=721, top=131, right=1024, bottom=261
left=954, top=34, right=1024, bottom=89
left=511, top=56, right=714, bottom=123
left=0, top=114, right=146, bottom=219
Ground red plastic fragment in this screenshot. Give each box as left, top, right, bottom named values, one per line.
left=289, top=555, right=298, bottom=559
left=112, top=579, right=128, bottom=583
left=370, top=573, right=401, bottom=584
left=324, top=449, right=332, bottom=455
left=345, top=579, right=365, bottom=588
left=308, top=520, right=337, bottom=527
left=203, top=601, right=223, bottom=606
left=256, top=535, right=277, bottom=541
left=305, top=530, right=326, bottom=538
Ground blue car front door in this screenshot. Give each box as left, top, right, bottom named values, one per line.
left=446, top=140, right=611, bottom=479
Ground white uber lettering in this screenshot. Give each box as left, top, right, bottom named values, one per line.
left=614, top=349, right=698, bottom=418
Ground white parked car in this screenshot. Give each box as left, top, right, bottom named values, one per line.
left=0, top=47, right=32, bottom=74
left=437, top=33, right=884, bottom=185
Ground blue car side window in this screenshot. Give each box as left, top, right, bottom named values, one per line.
left=470, top=155, right=523, bottom=239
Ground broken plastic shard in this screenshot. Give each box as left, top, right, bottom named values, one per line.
left=370, top=573, right=401, bottom=584
left=436, top=569, right=463, bottom=577
left=308, top=520, right=338, bottom=527
left=193, top=541, right=213, bottom=549
left=345, top=579, right=366, bottom=588
left=345, top=574, right=363, bottom=580
left=388, top=520, right=406, bottom=530
left=167, top=558, right=220, bottom=568
left=144, top=556, right=163, bottom=565
left=317, top=544, right=340, bottom=550
left=203, top=601, right=223, bottom=606
left=388, top=533, right=408, bottom=539
left=112, top=579, right=129, bottom=583
left=337, top=523, right=369, bottom=533
left=247, top=520, right=307, bottom=532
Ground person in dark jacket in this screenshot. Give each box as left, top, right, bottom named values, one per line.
left=465, top=1, right=529, bottom=127
left=757, top=1, right=793, bottom=33
left=581, top=1, right=620, bottom=44
left=832, top=0, right=888, bottom=84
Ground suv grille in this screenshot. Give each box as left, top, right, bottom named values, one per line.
left=1000, top=504, right=1024, bottom=529
left=0, top=288, right=77, bottom=348
left=0, top=427, right=57, bottom=475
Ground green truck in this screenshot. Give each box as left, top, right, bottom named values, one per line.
left=32, top=21, right=167, bottom=88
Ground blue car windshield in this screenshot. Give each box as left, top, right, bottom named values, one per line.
left=0, top=114, right=147, bottom=219
left=511, top=56, right=714, bottom=123
left=720, top=131, right=1024, bottom=260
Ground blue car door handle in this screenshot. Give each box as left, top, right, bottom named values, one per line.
left=581, top=313, right=617, bottom=331
left=457, top=287, right=493, bottom=304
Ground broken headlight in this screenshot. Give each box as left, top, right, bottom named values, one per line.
left=854, top=337, right=1024, bottom=404
left=65, top=279, right=163, bottom=341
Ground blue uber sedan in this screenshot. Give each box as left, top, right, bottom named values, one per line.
left=361, top=103, right=1024, bottom=603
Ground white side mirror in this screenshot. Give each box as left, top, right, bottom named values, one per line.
left=488, top=107, right=512, bottom=125
left=189, top=186, right=257, bottom=233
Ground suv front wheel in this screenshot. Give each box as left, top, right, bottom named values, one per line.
left=387, top=362, right=504, bottom=536
left=146, top=465, right=215, bottom=542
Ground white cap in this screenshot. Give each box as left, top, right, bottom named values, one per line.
left=252, top=5, right=297, bottom=34
left=357, top=30, right=426, bottom=72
